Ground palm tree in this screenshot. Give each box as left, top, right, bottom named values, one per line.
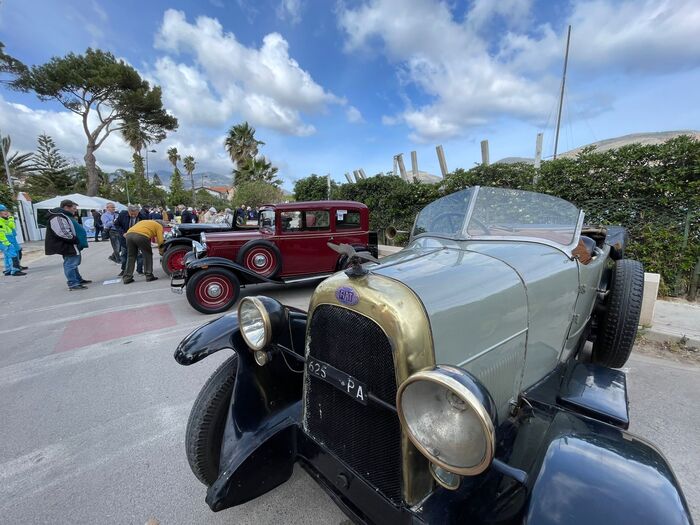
left=121, top=120, right=148, bottom=179
left=167, top=147, right=180, bottom=171
left=224, top=122, right=264, bottom=182
left=183, top=155, right=196, bottom=202
left=234, top=156, right=281, bottom=187
left=1, top=136, right=34, bottom=185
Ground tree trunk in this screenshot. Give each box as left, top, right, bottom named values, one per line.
left=84, top=144, right=99, bottom=196
left=190, top=173, right=196, bottom=205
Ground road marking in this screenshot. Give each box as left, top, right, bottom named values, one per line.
left=54, top=304, right=178, bottom=353
left=0, top=288, right=171, bottom=319
left=0, top=322, right=204, bottom=387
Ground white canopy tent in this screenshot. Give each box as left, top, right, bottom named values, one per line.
left=33, top=193, right=126, bottom=211
left=32, top=193, right=127, bottom=240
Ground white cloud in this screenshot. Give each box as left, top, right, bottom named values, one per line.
left=153, top=9, right=340, bottom=136
left=346, top=106, right=364, bottom=123
left=0, top=94, right=132, bottom=172
left=276, top=0, right=303, bottom=24
left=338, top=0, right=700, bottom=142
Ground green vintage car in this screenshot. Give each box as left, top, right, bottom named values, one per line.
left=175, top=187, right=693, bottom=524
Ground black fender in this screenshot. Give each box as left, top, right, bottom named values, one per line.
left=186, top=256, right=278, bottom=285
left=174, top=312, right=242, bottom=365
left=174, top=307, right=308, bottom=511
left=163, top=238, right=193, bottom=250
left=523, top=410, right=693, bottom=525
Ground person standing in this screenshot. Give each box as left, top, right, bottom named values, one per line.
left=122, top=219, right=165, bottom=284
left=181, top=207, right=198, bottom=224
left=202, top=207, right=217, bottom=223
left=101, top=202, right=120, bottom=263
left=0, top=204, right=25, bottom=276
left=44, top=199, right=91, bottom=290
left=114, top=205, right=146, bottom=276
left=90, top=209, right=103, bottom=242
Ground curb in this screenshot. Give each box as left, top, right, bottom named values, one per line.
left=639, top=328, right=700, bottom=348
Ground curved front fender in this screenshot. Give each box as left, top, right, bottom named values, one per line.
left=186, top=256, right=277, bottom=285
left=174, top=312, right=243, bottom=365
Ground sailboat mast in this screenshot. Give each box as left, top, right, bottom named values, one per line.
left=553, top=25, right=572, bottom=160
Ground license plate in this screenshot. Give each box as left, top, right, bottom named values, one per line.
left=307, top=358, right=368, bottom=405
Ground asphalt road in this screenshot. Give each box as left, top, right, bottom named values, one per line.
left=1, top=241, right=698, bottom=524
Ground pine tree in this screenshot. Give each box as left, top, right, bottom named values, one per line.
left=24, top=134, right=74, bottom=199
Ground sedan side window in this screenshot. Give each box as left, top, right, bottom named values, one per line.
left=280, top=211, right=303, bottom=232
left=304, top=211, right=330, bottom=230
left=336, top=210, right=361, bottom=229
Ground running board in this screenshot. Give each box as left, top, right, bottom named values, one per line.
left=281, top=274, right=333, bottom=284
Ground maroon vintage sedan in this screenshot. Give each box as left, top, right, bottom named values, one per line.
left=172, top=201, right=377, bottom=314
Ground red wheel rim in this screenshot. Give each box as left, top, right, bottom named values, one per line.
left=195, top=275, right=234, bottom=308
left=244, top=247, right=277, bottom=277
left=167, top=248, right=188, bottom=273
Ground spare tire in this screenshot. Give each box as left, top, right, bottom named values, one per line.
left=185, top=354, right=238, bottom=486
left=592, top=259, right=644, bottom=368
left=237, top=240, right=282, bottom=279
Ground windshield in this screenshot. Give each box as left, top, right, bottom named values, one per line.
left=259, top=209, right=275, bottom=230
left=412, top=187, right=581, bottom=247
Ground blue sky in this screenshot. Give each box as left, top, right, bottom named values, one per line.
left=1, top=0, right=699, bottom=190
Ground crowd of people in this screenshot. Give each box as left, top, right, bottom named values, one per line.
left=36, top=200, right=262, bottom=291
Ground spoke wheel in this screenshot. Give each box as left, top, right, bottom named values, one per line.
left=161, top=246, right=190, bottom=276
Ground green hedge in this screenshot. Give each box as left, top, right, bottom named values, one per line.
left=306, top=136, right=699, bottom=296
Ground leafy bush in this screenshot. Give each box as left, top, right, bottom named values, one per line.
left=299, top=136, right=698, bottom=296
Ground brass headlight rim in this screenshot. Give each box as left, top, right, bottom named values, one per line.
left=238, top=296, right=272, bottom=351
left=396, top=367, right=496, bottom=477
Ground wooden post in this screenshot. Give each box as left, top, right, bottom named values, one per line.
left=436, top=145, right=448, bottom=177
left=396, top=154, right=408, bottom=180
left=411, top=151, right=418, bottom=178
left=480, top=140, right=490, bottom=166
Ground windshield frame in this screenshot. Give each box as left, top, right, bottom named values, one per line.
left=411, top=186, right=585, bottom=256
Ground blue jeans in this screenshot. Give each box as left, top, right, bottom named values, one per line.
left=63, top=254, right=84, bottom=288
left=2, top=243, right=20, bottom=275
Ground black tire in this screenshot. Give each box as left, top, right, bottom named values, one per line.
left=237, top=240, right=282, bottom=279
left=161, top=245, right=191, bottom=276
left=185, top=354, right=238, bottom=486
left=186, top=268, right=241, bottom=314
left=592, top=259, right=644, bottom=368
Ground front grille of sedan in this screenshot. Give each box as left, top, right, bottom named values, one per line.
left=304, top=304, right=403, bottom=504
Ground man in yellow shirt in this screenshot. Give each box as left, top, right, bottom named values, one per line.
left=123, top=219, right=165, bottom=284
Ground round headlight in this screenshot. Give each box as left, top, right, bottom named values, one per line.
left=396, top=365, right=496, bottom=476
left=237, top=296, right=286, bottom=352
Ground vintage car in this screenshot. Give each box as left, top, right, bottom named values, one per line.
left=161, top=220, right=258, bottom=276
left=174, top=187, right=693, bottom=524
left=172, top=200, right=378, bottom=314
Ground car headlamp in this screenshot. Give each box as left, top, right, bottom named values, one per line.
left=396, top=365, right=496, bottom=479
left=237, top=296, right=286, bottom=353
left=172, top=225, right=180, bottom=237
left=191, top=240, right=205, bottom=257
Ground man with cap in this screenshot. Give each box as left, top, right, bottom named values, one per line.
left=44, top=199, right=91, bottom=290
left=0, top=204, right=25, bottom=276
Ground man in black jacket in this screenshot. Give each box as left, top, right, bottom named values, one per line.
left=44, top=199, right=91, bottom=290
left=114, top=205, right=147, bottom=276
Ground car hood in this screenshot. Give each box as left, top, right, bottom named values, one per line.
left=204, top=230, right=265, bottom=242
left=178, top=223, right=232, bottom=232
left=371, top=238, right=528, bottom=417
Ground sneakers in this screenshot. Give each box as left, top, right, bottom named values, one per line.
left=123, top=277, right=134, bottom=284
left=20, top=266, right=28, bottom=270
left=10, top=271, right=27, bottom=276
left=108, top=255, right=118, bottom=263
left=80, top=279, right=93, bottom=284
left=69, top=284, right=88, bottom=291
left=118, top=270, right=124, bottom=277
left=145, top=275, right=159, bottom=282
